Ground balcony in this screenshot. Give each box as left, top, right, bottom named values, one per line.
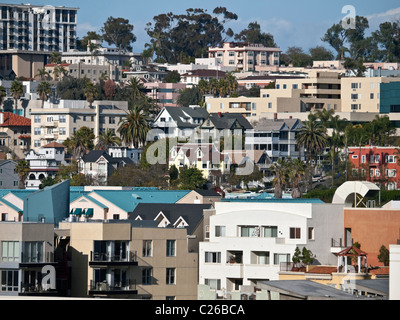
left=89, top=279, right=137, bottom=296
left=19, top=251, right=57, bottom=268
left=89, top=251, right=138, bottom=267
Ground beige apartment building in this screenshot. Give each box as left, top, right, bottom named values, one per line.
left=208, top=42, right=281, bottom=73
left=206, top=71, right=342, bottom=121
left=341, top=76, right=400, bottom=113
left=58, top=220, right=199, bottom=300
left=30, top=100, right=129, bottom=150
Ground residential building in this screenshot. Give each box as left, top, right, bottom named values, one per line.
left=0, top=3, right=78, bottom=52
left=0, top=112, right=31, bottom=159
left=180, top=69, right=227, bottom=88
left=30, top=99, right=129, bottom=150
left=177, top=189, right=222, bottom=207
left=123, top=64, right=168, bottom=83
left=108, top=147, right=142, bottom=164
left=198, top=200, right=345, bottom=296
left=0, top=160, right=19, bottom=189
left=341, top=76, right=400, bottom=113
left=144, top=82, right=187, bottom=108
left=25, top=141, right=67, bottom=189
left=245, top=118, right=304, bottom=163
left=207, top=42, right=281, bottom=73
left=199, top=112, right=253, bottom=139
left=0, top=222, right=59, bottom=297
left=78, top=150, right=135, bottom=186
left=348, top=146, right=400, bottom=190
left=206, top=71, right=342, bottom=121
left=0, top=50, right=49, bottom=79
left=152, top=106, right=209, bottom=141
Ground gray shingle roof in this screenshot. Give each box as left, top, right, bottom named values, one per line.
left=163, top=106, right=209, bottom=128
left=206, top=113, right=253, bottom=130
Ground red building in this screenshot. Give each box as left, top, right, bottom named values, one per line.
left=348, top=146, right=399, bottom=190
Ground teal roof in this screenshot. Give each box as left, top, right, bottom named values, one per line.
left=222, top=198, right=325, bottom=204
left=90, top=190, right=191, bottom=213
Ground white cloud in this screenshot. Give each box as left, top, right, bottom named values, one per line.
left=76, top=22, right=100, bottom=37
left=366, top=7, right=400, bottom=21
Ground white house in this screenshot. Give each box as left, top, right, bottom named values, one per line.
left=198, top=200, right=345, bottom=297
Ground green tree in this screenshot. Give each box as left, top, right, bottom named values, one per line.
left=177, top=87, right=202, bottom=107
left=309, top=46, right=334, bottom=61
left=118, top=104, right=151, bottom=149
left=163, top=71, right=181, bottom=84
left=49, top=52, right=62, bottom=64
left=10, top=80, right=24, bottom=114
left=372, top=21, right=400, bottom=62
left=101, top=16, right=136, bottom=51
left=301, top=247, right=315, bottom=265
left=79, top=31, right=103, bottom=50
left=378, top=245, right=390, bottom=266
left=287, top=158, right=306, bottom=199
left=282, top=46, right=312, bottom=67
left=15, top=160, right=30, bottom=189
left=35, top=68, right=50, bottom=81
left=53, top=65, right=68, bottom=81
left=126, top=78, right=146, bottom=102
left=270, top=158, right=289, bottom=199
left=84, top=81, right=97, bottom=107
left=39, top=176, right=57, bottom=189
left=234, top=21, right=276, bottom=47
left=292, top=247, right=302, bottom=267
left=96, top=129, right=122, bottom=152
left=0, top=86, right=6, bottom=110
left=169, top=165, right=179, bottom=186
left=63, top=127, right=95, bottom=160
left=178, top=165, right=207, bottom=190
left=37, top=81, right=51, bottom=107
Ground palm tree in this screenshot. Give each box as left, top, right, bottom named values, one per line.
left=96, top=129, right=122, bottom=152
left=0, top=86, right=6, bottom=110
left=15, top=160, right=30, bottom=189
left=10, top=80, right=24, bottom=115
left=37, top=82, right=51, bottom=107
left=296, top=116, right=328, bottom=190
left=118, top=104, right=150, bottom=149
left=126, top=78, right=146, bottom=101
left=84, top=81, right=97, bottom=107
left=287, top=158, right=306, bottom=199
left=88, top=42, right=100, bottom=65
left=64, top=127, right=95, bottom=160
left=48, top=52, right=62, bottom=64
left=53, top=66, right=68, bottom=81
left=35, top=68, right=50, bottom=81
left=270, top=158, right=289, bottom=199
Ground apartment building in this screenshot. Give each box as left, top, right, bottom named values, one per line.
left=0, top=112, right=31, bottom=159
left=0, top=160, right=19, bottom=189
left=198, top=200, right=345, bottom=298
left=341, top=77, right=400, bottom=113
left=207, top=42, right=281, bottom=73
left=206, top=71, right=342, bottom=121
left=30, top=100, right=129, bottom=150
left=0, top=3, right=78, bottom=52
left=144, top=82, right=187, bottom=108
left=0, top=50, right=48, bottom=79
left=245, top=118, right=304, bottom=163
left=0, top=222, right=58, bottom=297
left=348, top=146, right=400, bottom=190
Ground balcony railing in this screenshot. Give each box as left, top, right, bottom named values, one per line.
left=89, top=251, right=137, bottom=266
left=89, top=279, right=137, bottom=295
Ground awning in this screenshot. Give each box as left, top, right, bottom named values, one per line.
left=73, top=208, right=82, bottom=216
left=85, top=208, right=94, bottom=217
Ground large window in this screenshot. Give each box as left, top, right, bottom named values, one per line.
left=205, top=279, right=221, bottom=290
left=205, top=252, right=221, bottom=263
left=263, top=226, right=278, bottom=238
left=240, top=226, right=260, bottom=237
left=143, top=240, right=152, bottom=257
left=23, top=242, right=43, bottom=263
left=274, top=253, right=290, bottom=265
left=166, top=240, right=176, bottom=257
left=1, top=270, right=18, bottom=292
left=166, top=268, right=175, bottom=285
left=290, top=228, right=301, bottom=239
left=142, top=268, right=152, bottom=285
left=215, top=226, right=226, bottom=237
left=1, top=241, right=19, bottom=262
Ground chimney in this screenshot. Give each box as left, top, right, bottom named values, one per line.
left=274, top=113, right=278, bottom=120
left=218, top=112, right=222, bottom=118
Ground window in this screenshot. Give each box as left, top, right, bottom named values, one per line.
left=142, top=268, right=152, bottom=285
left=290, top=228, right=301, bottom=239
left=59, top=127, right=66, bottom=135
left=34, top=115, right=41, bottom=123
left=351, top=94, right=358, bottom=100
left=370, top=155, right=380, bottom=163
left=240, top=226, right=260, bottom=237
left=34, top=127, right=41, bottom=135
left=205, top=252, right=221, bottom=263
left=362, top=155, right=366, bottom=164
left=351, top=83, right=359, bottom=89
left=268, top=102, right=272, bottom=109
left=1, top=241, right=19, bottom=262
left=1, top=270, right=18, bottom=292
left=274, top=254, right=290, bottom=265
left=252, top=103, right=257, bottom=111
left=59, top=115, right=66, bottom=123
left=166, top=240, right=176, bottom=257
left=308, top=227, right=315, bottom=240
left=166, top=268, right=175, bottom=285
left=370, top=93, right=374, bottom=99
left=143, top=240, right=152, bottom=257
left=215, top=226, right=226, bottom=237
left=386, top=169, right=397, bottom=178
left=386, top=155, right=396, bottom=163
left=264, top=226, right=278, bottom=238
left=205, top=279, right=221, bottom=290
left=23, top=242, right=43, bottom=263
left=292, top=84, right=298, bottom=89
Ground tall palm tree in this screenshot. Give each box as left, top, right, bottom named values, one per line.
left=296, top=116, right=328, bottom=190
left=96, top=129, right=122, bottom=152
left=64, top=127, right=95, bottom=160
left=53, top=66, right=68, bottom=81
left=126, top=78, right=146, bottom=101
left=0, top=86, right=6, bottom=110
left=10, top=80, right=24, bottom=115
left=84, top=81, right=97, bottom=107
left=270, top=158, right=289, bottom=199
left=287, top=158, right=306, bottom=199
left=37, top=82, right=51, bottom=107
left=49, top=52, right=62, bottom=64
left=15, top=160, right=30, bottom=189
left=118, top=104, right=150, bottom=149
left=88, top=42, right=100, bottom=65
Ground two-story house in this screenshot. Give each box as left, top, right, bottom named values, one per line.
left=0, top=112, right=31, bottom=159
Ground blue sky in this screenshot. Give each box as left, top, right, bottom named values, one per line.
left=5, top=0, right=400, bottom=53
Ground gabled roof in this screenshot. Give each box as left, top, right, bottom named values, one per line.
left=81, top=150, right=134, bottom=165
left=205, top=113, right=253, bottom=130
left=42, top=142, right=66, bottom=149
left=0, top=112, right=31, bottom=127
left=157, top=106, right=209, bottom=129
left=253, top=118, right=302, bottom=132
left=129, top=203, right=213, bottom=234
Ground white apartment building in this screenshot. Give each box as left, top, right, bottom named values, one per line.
left=30, top=100, right=129, bottom=150
left=0, top=3, right=78, bottom=52
left=199, top=201, right=345, bottom=296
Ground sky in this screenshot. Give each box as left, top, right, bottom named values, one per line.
left=4, top=0, right=400, bottom=53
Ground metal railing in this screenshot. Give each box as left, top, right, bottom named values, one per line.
left=90, top=279, right=136, bottom=293
left=90, top=251, right=137, bottom=263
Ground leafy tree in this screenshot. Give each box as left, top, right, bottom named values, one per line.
left=309, top=46, right=334, bottom=61
left=79, top=31, right=103, bottom=51
left=0, top=86, right=6, bottom=110
left=177, top=87, right=202, bottom=107
left=108, top=164, right=169, bottom=188
left=10, top=80, right=24, bottom=114
left=15, top=160, right=30, bottom=189
left=84, top=81, right=97, bottom=107
left=53, top=65, right=68, bottom=81
left=292, top=247, right=302, bottom=267
left=163, top=71, right=181, bottom=83
left=270, top=158, right=289, bottom=199
left=125, top=78, right=146, bottom=102
left=169, top=165, right=179, bottom=186
left=145, top=7, right=238, bottom=63
left=378, top=245, right=389, bottom=266
left=343, top=57, right=366, bottom=77
left=101, top=17, right=136, bottom=51
left=372, top=21, right=400, bottom=62
left=56, top=77, right=89, bottom=100
left=301, top=247, right=315, bottom=265
left=282, top=47, right=312, bottom=67
left=103, top=79, right=116, bottom=100
left=178, top=165, right=207, bottom=190
left=234, top=21, right=276, bottom=47
left=40, top=176, right=57, bottom=189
